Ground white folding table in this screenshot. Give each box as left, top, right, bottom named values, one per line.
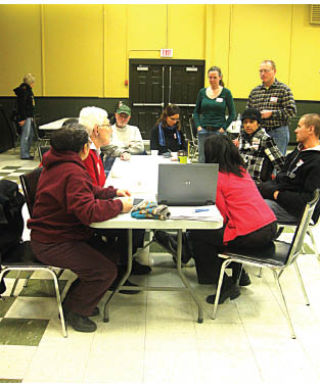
left=39, top=118, right=76, bottom=132
left=90, top=155, right=223, bottom=323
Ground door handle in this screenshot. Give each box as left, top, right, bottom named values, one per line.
left=133, top=103, right=164, bottom=107
left=174, top=104, right=196, bottom=107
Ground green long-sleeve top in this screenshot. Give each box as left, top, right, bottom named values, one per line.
left=193, top=87, right=236, bottom=130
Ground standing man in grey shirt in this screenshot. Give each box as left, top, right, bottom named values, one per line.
left=247, top=60, right=297, bottom=155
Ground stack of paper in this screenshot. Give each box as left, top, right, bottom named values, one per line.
left=169, top=205, right=222, bottom=221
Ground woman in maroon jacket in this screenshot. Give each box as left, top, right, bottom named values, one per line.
left=28, top=125, right=133, bottom=333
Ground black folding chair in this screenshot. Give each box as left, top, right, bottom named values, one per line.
left=212, top=190, right=320, bottom=339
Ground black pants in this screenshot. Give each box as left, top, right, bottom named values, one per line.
left=190, top=221, right=277, bottom=284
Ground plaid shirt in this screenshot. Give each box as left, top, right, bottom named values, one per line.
left=247, top=79, right=297, bottom=131
left=239, top=127, right=285, bottom=184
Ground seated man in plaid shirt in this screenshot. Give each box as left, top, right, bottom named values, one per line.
left=234, top=108, right=285, bottom=185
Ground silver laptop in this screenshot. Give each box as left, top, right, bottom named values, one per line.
left=157, top=164, right=218, bottom=206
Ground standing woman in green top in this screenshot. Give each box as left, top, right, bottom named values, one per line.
left=193, top=66, right=236, bottom=162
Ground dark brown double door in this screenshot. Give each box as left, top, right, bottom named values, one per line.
left=129, top=59, right=205, bottom=139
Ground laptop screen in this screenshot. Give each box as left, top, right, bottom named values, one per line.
left=157, top=163, right=218, bottom=206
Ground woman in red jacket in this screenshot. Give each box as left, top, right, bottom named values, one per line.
left=29, top=125, right=133, bottom=333
left=78, top=106, right=150, bottom=277
left=190, top=135, right=277, bottom=304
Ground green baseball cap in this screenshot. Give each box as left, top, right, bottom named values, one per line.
left=116, top=104, right=131, bottom=116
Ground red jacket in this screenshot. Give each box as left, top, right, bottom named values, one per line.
left=83, top=149, right=106, bottom=187
left=216, top=169, right=276, bottom=243
left=28, top=149, right=122, bottom=243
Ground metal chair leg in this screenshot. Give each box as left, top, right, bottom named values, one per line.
left=272, top=270, right=296, bottom=339
left=47, top=268, right=67, bottom=338
left=10, top=272, right=21, bottom=296
left=212, top=260, right=232, bottom=319
left=56, top=269, right=64, bottom=279
left=307, top=228, right=320, bottom=260
left=293, top=261, right=310, bottom=306
left=175, top=230, right=203, bottom=323
left=23, top=271, right=33, bottom=288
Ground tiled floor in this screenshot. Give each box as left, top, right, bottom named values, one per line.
left=1, top=148, right=320, bottom=384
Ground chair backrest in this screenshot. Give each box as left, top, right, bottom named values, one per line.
left=19, top=167, right=43, bottom=217
left=188, top=116, right=197, bottom=144
left=38, top=145, right=50, bottom=162
left=286, top=189, right=320, bottom=266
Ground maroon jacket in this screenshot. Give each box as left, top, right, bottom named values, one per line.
left=28, top=149, right=122, bottom=243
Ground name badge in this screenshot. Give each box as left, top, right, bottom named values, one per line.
left=270, top=96, right=278, bottom=103
left=216, top=97, right=223, bottom=103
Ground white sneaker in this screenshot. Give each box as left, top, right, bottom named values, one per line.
left=134, top=247, right=154, bottom=266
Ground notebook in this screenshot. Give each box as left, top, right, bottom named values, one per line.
left=157, top=163, right=218, bottom=206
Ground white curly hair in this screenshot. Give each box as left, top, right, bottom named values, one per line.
left=79, top=106, right=109, bottom=136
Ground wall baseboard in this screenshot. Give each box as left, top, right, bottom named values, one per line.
left=1, top=96, right=319, bottom=144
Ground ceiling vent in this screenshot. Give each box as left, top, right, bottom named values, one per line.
left=310, top=4, right=320, bottom=25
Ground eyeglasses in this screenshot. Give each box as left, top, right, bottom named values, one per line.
left=99, top=124, right=111, bottom=129
left=259, top=69, right=272, bottom=73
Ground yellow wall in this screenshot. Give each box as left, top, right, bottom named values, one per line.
left=0, top=4, right=319, bottom=100
left=42, top=4, right=104, bottom=97
left=0, top=5, right=42, bottom=96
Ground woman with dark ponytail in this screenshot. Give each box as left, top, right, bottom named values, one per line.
left=190, top=135, right=277, bottom=304
left=193, top=66, right=236, bottom=162
left=150, top=104, right=187, bottom=155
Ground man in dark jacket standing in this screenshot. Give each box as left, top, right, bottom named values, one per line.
left=259, top=113, right=320, bottom=223
left=13, top=73, right=36, bottom=160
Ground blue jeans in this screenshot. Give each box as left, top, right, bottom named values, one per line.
left=20, top=117, right=34, bottom=158
left=268, top=126, right=289, bottom=156
left=265, top=199, right=298, bottom=223
left=197, top=129, right=221, bottom=163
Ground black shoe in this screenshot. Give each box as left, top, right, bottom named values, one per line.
left=154, top=231, right=192, bottom=264
left=21, top=156, right=34, bottom=160
left=132, top=259, right=152, bottom=275
left=206, top=279, right=240, bottom=304
left=90, top=307, right=99, bottom=317
left=60, top=305, right=99, bottom=319
left=109, top=279, right=140, bottom=295
left=239, top=270, right=251, bottom=286
left=65, top=311, right=97, bottom=333
left=154, top=231, right=177, bottom=255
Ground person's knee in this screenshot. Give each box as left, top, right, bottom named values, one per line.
left=97, top=260, right=118, bottom=282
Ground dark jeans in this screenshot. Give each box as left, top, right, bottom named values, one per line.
left=31, top=235, right=118, bottom=316
left=190, top=221, right=277, bottom=284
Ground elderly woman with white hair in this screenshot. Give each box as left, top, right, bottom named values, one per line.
left=13, top=73, right=36, bottom=160
left=78, top=106, right=151, bottom=280
left=79, top=106, right=113, bottom=187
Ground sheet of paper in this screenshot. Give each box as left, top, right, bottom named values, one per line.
left=168, top=205, right=222, bottom=221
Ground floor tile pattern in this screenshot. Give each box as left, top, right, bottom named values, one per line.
left=1, top=150, right=320, bottom=384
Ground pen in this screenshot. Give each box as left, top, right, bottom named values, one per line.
left=195, top=208, right=209, bottom=213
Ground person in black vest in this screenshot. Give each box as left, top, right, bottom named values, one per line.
left=150, top=104, right=187, bottom=155
left=13, top=73, right=36, bottom=160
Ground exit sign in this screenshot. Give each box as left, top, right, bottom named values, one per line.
left=160, top=49, right=173, bottom=57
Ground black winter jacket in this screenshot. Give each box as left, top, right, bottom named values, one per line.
left=150, top=123, right=187, bottom=155
left=13, top=83, right=35, bottom=121
left=259, top=144, right=320, bottom=222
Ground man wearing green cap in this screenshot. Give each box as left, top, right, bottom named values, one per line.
left=101, top=104, right=144, bottom=162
